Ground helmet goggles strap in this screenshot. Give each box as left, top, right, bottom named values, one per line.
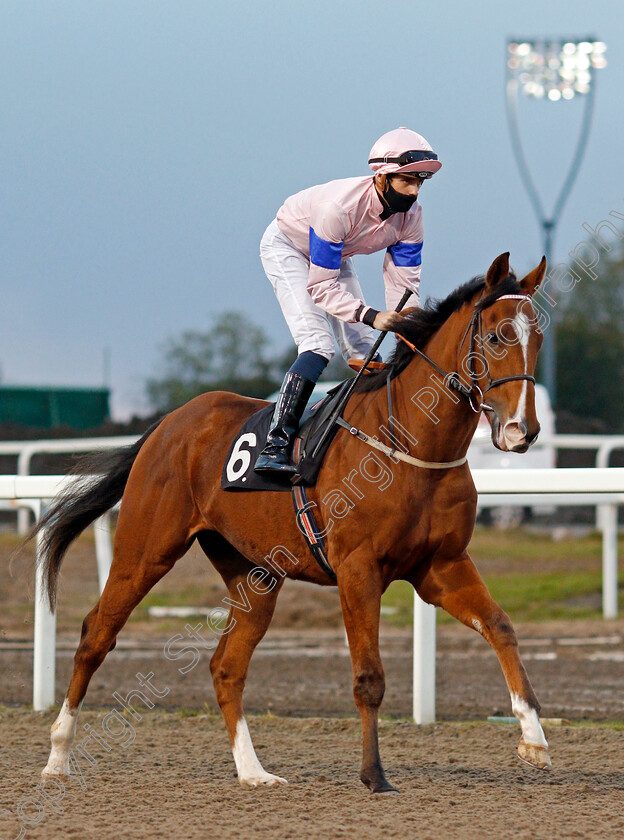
left=369, top=150, right=438, bottom=180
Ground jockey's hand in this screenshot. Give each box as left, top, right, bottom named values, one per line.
left=373, top=310, right=401, bottom=332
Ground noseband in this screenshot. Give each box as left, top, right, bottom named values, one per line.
left=404, top=292, right=537, bottom=414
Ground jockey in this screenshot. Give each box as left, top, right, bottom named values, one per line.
left=254, top=127, right=442, bottom=476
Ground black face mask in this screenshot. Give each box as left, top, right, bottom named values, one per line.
left=379, top=179, right=418, bottom=218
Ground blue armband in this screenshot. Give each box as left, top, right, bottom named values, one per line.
left=388, top=241, right=423, bottom=267
left=309, top=228, right=344, bottom=270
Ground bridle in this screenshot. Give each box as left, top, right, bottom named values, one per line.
left=402, top=292, right=537, bottom=414
left=333, top=290, right=538, bottom=472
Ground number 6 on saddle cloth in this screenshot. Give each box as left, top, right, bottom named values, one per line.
left=221, top=379, right=352, bottom=494
left=220, top=382, right=354, bottom=581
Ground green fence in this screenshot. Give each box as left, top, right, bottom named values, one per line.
left=0, top=386, right=110, bottom=430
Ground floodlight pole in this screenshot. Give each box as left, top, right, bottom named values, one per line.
left=505, top=54, right=597, bottom=406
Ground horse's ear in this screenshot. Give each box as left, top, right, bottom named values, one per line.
left=485, top=252, right=510, bottom=291
left=520, top=256, right=547, bottom=296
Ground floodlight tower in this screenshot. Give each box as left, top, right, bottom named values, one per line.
left=505, top=37, right=607, bottom=404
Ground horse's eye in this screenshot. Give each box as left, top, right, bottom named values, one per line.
left=486, top=332, right=499, bottom=345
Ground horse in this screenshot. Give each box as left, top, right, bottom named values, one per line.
left=34, top=252, right=550, bottom=794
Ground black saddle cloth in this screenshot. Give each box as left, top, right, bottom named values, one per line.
left=220, top=380, right=352, bottom=492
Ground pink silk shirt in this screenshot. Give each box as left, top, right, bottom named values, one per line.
left=276, top=175, right=424, bottom=322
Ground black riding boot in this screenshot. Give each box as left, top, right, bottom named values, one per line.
left=254, top=372, right=315, bottom=476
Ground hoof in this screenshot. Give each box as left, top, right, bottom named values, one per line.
left=42, top=761, right=69, bottom=778
left=239, top=772, right=288, bottom=787
left=361, top=768, right=399, bottom=794
left=517, top=738, right=552, bottom=770
left=41, top=769, right=69, bottom=779
left=372, top=785, right=400, bottom=795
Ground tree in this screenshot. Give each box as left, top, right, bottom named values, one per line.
left=146, top=312, right=283, bottom=411
left=147, top=310, right=358, bottom=413
left=555, top=246, right=624, bottom=432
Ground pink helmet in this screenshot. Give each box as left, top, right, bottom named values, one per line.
left=368, top=127, right=442, bottom=177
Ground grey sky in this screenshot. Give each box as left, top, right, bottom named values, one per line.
left=2, top=0, right=622, bottom=418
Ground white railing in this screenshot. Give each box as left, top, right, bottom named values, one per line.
left=471, top=434, right=624, bottom=530
left=0, top=437, right=137, bottom=533
left=2, top=432, right=624, bottom=532
left=413, top=467, right=624, bottom=725
left=1, top=435, right=623, bottom=477
left=0, top=476, right=114, bottom=711
left=0, top=469, right=622, bottom=716
left=469, top=433, right=624, bottom=468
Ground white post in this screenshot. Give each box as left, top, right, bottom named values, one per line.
left=412, top=590, right=436, bottom=724
left=33, top=502, right=57, bottom=711
left=601, top=503, right=619, bottom=619
left=94, top=513, right=113, bottom=592
left=17, top=506, right=30, bottom=537
left=17, top=444, right=36, bottom=536
left=596, top=501, right=604, bottom=533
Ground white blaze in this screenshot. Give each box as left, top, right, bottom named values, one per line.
left=513, top=311, right=531, bottom=419
left=502, top=310, right=532, bottom=448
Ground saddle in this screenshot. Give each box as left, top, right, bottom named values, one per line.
left=220, top=379, right=352, bottom=493
left=347, top=358, right=386, bottom=374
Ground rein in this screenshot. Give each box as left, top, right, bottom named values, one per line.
left=402, top=293, right=536, bottom=413
left=339, top=292, right=535, bottom=470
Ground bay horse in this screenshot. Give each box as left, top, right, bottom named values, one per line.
left=36, top=252, right=551, bottom=793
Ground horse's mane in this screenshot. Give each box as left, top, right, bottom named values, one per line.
left=355, top=272, right=521, bottom=393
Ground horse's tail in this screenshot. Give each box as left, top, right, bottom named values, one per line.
left=31, top=419, right=164, bottom=611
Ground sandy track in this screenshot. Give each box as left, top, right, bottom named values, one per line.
left=3, top=536, right=624, bottom=838
left=2, top=711, right=623, bottom=840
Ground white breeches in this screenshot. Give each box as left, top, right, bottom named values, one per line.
left=260, top=219, right=377, bottom=362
